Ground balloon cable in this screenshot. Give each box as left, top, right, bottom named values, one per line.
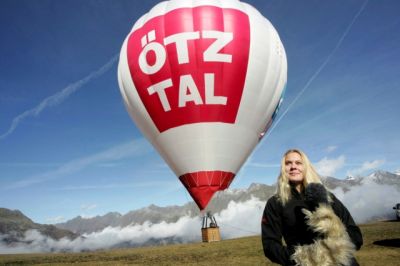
left=217, top=221, right=259, bottom=235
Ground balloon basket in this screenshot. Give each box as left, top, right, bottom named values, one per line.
left=201, top=212, right=221, bottom=242
left=201, top=227, right=221, bottom=242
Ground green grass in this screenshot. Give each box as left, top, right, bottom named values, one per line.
left=0, top=221, right=399, bottom=265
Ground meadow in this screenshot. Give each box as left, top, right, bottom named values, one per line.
left=0, top=221, right=399, bottom=265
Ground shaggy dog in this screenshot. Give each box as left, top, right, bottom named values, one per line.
left=291, top=184, right=356, bottom=266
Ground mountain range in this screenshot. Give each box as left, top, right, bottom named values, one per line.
left=1, top=170, right=399, bottom=247
left=55, top=170, right=400, bottom=234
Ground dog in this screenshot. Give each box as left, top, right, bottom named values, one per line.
left=291, top=183, right=356, bottom=266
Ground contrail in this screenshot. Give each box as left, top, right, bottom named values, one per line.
left=0, top=54, right=118, bottom=140
left=264, top=0, right=369, bottom=139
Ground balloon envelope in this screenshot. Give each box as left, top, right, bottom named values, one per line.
left=118, top=0, right=287, bottom=210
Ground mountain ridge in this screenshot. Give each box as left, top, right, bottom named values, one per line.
left=55, top=170, right=399, bottom=234
left=0, top=208, right=79, bottom=245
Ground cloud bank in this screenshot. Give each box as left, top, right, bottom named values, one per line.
left=332, top=179, right=399, bottom=223
left=0, top=198, right=264, bottom=254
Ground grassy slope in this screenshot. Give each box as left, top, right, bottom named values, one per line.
left=0, top=221, right=399, bottom=265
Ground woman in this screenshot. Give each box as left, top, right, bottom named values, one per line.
left=261, top=149, right=363, bottom=266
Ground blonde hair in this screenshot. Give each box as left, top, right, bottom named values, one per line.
left=276, top=149, right=322, bottom=205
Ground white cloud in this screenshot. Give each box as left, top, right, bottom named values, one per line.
left=0, top=55, right=118, bottom=140
left=80, top=204, right=97, bottom=211
left=246, top=162, right=280, bottom=168
left=325, top=146, right=337, bottom=153
left=332, top=179, right=400, bottom=223
left=54, top=180, right=177, bottom=191
left=346, top=159, right=385, bottom=177
left=79, top=214, right=96, bottom=219
left=45, top=216, right=65, bottom=224
left=217, top=197, right=264, bottom=238
left=315, top=155, right=346, bottom=176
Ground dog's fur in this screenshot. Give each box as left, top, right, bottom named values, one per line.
left=291, top=204, right=356, bottom=266
left=304, top=183, right=332, bottom=211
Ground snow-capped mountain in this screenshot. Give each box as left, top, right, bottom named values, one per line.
left=365, top=170, right=400, bottom=188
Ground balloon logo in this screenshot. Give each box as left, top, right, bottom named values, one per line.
left=118, top=0, right=287, bottom=210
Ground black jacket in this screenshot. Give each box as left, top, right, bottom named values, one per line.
left=261, top=187, right=363, bottom=265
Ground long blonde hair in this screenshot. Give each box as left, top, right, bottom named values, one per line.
left=276, top=149, right=322, bottom=205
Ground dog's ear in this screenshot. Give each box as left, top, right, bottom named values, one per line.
left=305, top=183, right=328, bottom=210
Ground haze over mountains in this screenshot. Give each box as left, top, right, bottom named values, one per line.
left=1, top=170, right=399, bottom=253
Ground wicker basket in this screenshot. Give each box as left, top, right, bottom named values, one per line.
left=201, top=227, right=221, bottom=242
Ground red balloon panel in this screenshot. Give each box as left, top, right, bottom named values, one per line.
left=179, top=170, right=235, bottom=210
left=127, top=6, right=250, bottom=132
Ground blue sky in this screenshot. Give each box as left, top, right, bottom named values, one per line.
left=0, top=0, right=399, bottom=224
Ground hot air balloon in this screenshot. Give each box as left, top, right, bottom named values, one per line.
left=118, top=0, right=287, bottom=211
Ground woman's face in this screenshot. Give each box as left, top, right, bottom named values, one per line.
left=284, top=152, right=304, bottom=183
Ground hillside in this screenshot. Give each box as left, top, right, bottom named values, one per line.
left=0, top=220, right=399, bottom=265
